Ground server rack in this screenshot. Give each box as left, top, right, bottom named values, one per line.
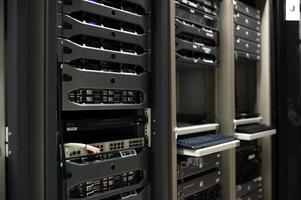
left=2, top=0, right=276, bottom=200
left=169, top=0, right=275, bottom=199
left=4, top=0, right=173, bottom=200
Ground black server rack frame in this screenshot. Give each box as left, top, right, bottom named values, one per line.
left=56, top=0, right=152, bottom=199
left=43, top=1, right=174, bottom=200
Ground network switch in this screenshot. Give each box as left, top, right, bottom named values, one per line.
left=64, top=137, right=145, bottom=159
left=177, top=153, right=221, bottom=179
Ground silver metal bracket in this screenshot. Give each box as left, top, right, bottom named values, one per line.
left=5, top=127, right=11, bottom=158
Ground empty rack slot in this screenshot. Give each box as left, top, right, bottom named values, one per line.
left=69, top=170, right=144, bottom=198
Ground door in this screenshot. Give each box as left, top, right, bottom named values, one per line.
left=273, top=1, right=301, bottom=199
left=0, top=0, right=5, bottom=199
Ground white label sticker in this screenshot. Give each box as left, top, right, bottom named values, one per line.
left=286, top=0, right=300, bottom=21
left=248, top=154, right=255, bottom=160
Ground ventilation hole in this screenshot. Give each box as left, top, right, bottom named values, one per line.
left=111, top=32, right=116, bottom=37
left=111, top=10, right=116, bottom=15
left=63, top=0, right=73, bottom=5
left=62, top=74, right=72, bottom=82
left=110, top=164, right=116, bottom=171
left=63, top=47, right=73, bottom=54
left=63, top=22, right=73, bottom=30
left=111, top=54, right=116, bottom=59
